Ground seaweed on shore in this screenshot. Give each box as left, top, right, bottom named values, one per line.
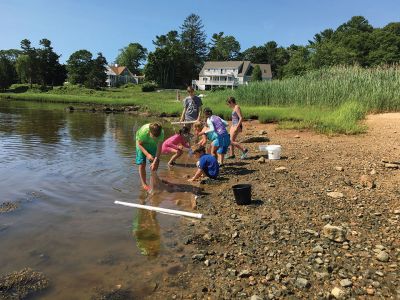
left=0, top=268, right=49, bottom=299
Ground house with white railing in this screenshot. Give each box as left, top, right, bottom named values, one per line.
left=192, top=61, right=272, bottom=90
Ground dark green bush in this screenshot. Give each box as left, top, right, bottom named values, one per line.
left=141, top=82, right=157, bottom=92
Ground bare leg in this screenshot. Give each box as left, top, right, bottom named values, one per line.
left=168, top=149, right=183, bottom=165
left=139, top=163, right=148, bottom=189
left=230, top=126, right=245, bottom=154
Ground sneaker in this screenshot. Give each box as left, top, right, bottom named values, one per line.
left=225, top=155, right=236, bottom=159
left=240, top=149, right=249, bottom=160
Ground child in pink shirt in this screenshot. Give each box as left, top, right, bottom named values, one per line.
left=162, top=127, right=191, bottom=166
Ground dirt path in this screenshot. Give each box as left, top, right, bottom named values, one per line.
left=152, top=113, right=399, bottom=300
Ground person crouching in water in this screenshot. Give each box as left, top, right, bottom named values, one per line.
left=203, top=108, right=230, bottom=166
left=135, top=122, right=164, bottom=192
left=161, top=126, right=191, bottom=166
left=226, top=97, right=248, bottom=159
left=188, top=145, right=219, bottom=182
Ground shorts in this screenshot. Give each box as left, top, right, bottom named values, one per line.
left=135, top=144, right=157, bottom=165
left=161, top=144, right=179, bottom=154
left=213, top=134, right=230, bottom=154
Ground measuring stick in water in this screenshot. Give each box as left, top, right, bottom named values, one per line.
left=171, top=121, right=196, bottom=125
left=114, top=201, right=203, bottom=219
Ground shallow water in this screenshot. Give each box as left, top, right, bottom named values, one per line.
left=0, top=100, right=199, bottom=299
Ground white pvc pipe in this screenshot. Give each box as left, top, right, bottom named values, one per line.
left=171, top=121, right=196, bottom=125
left=114, top=201, right=203, bottom=219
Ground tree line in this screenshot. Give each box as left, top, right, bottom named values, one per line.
left=1, top=15, right=400, bottom=91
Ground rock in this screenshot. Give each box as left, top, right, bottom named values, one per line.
left=340, top=279, right=352, bottom=287
left=331, top=287, right=345, bottom=299
left=360, top=175, right=376, bottom=189
left=305, top=229, right=319, bottom=237
left=295, top=277, right=310, bottom=289
left=241, top=136, right=270, bottom=143
left=192, top=254, right=205, bottom=261
left=322, top=224, right=347, bottom=242
left=384, top=163, right=399, bottom=169
left=204, top=260, right=210, bottom=267
left=257, top=157, right=266, bottom=164
left=366, top=288, right=375, bottom=295
left=314, top=272, right=329, bottom=280
left=312, top=245, right=324, bottom=253
left=370, top=169, right=377, bottom=175
left=335, top=166, right=344, bottom=171
left=259, top=130, right=267, bottom=135
left=376, top=251, right=389, bottom=262
left=315, top=258, right=323, bottom=265
left=274, top=167, right=287, bottom=173
left=394, top=210, right=400, bottom=215
left=327, top=192, right=344, bottom=199
left=294, top=135, right=300, bottom=138
left=250, top=295, right=263, bottom=300
left=238, top=269, right=252, bottom=278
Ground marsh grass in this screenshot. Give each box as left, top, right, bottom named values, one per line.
left=1, top=65, right=399, bottom=134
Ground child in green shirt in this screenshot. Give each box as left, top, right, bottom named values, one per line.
left=135, top=123, right=164, bottom=191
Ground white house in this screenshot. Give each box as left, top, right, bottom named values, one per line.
left=105, top=65, right=145, bottom=87
left=192, top=61, right=272, bottom=90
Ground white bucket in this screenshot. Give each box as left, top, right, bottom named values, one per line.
left=258, top=145, right=268, bottom=152
left=266, top=145, right=281, bottom=160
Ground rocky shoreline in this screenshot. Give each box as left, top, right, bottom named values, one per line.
left=153, top=115, right=400, bottom=299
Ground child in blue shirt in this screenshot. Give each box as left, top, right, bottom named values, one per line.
left=188, top=145, right=219, bottom=182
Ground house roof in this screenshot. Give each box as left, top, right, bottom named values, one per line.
left=199, top=61, right=272, bottom=78
left=248, top=64, right=273, bottom=78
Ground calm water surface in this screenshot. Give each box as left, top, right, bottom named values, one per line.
left=0, top=100, right=198, bottom=299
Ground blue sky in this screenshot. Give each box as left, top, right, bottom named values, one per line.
left=1, top=0, right=399, bottom=63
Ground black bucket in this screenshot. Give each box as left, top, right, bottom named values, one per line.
left=232, top=184, right=252, bottom=205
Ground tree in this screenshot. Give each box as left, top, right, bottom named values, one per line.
left=282, top=46, right=311, bottom=78
left=180, top=14, right=207, bottom=84
left=0, top=55, right=16, bottom=91
left=251, top=65, right=262, bottom=82
left=115, top=43, right=147, bottom=75
left=145, top=31, right=184, bottom=88
left=37, top=38, right=65, bottom=86
left=66, top=50, right=93, bottom=85
left=208, top=32, right=241, bottom=61
left=85, top=52, right=107, bottom=89
left=19, top=39, right=38, bottom=87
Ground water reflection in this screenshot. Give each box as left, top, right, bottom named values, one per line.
left=67, top=111, right=106, bottom=140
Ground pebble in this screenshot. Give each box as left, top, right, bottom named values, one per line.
left=238, top=269, right=251, bottom=278
left=340, top=279, right=352, bottom=287
left=335, top=166, right=344, bottom=171
left=312, top=245, right=324, bottom=253
left=366, top=288, right=375, bottom=295
left=394, top=210, right=400, bottom=215
left=331, top=287, right=345, bottom=299
left=376, top=251, right=389, bottom=262
left=327, top=192, right=344, bottom=199
left=322, top=224, right=347, bottom=242
left=315, top=258, right=324, bottom=265
left=274, top=167, right=288, bottom=173
left=250, top=295, right=263, bottom=300
left=257, top=157, right=266, bottom=164
left=359, top=175, right=376, bottom=189
left=295, top=277, right=310, bottom=289
left=192, top=254, right=205, bottom=261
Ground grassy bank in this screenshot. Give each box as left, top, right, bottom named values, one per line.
left=1, top=66, right=399, bottom=134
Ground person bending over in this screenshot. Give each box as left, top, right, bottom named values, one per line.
left=135, top=123, right=164, bottom=191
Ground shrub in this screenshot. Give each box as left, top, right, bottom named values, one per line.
left=141, top=82, right=157, bottom=92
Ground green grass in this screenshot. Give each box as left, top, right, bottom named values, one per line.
left=1, top=65, right=399, bottom=135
